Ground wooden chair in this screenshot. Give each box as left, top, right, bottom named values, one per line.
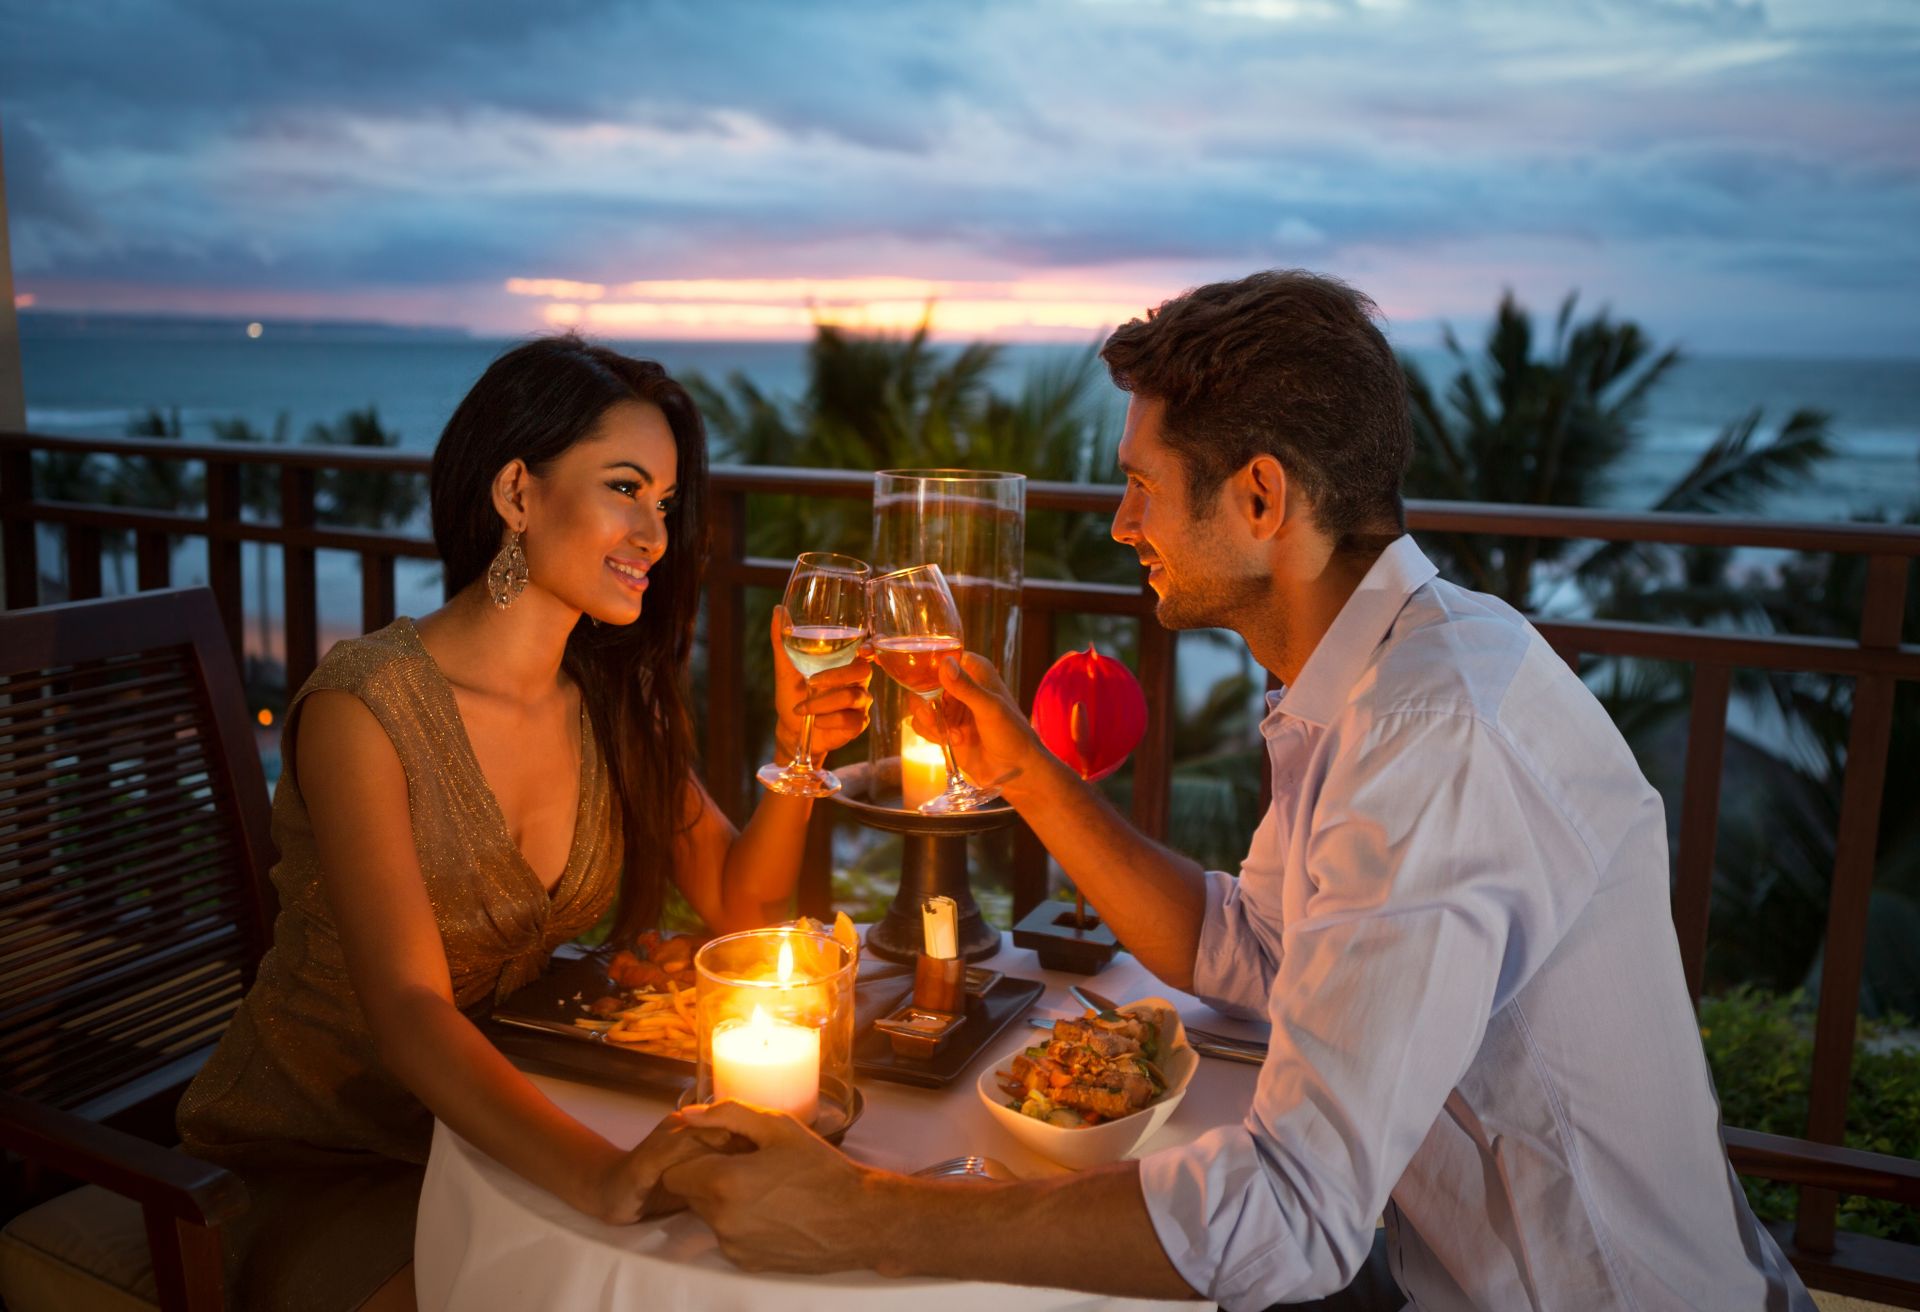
left=0, top=588, right=277, bottom=1312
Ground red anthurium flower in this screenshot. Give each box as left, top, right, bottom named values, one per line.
left=1029, top=644, right=1147, bottom=782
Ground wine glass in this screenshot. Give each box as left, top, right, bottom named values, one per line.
left=757, top=552, right=872, bottom=798
left=868, top=562, right=1000, bottom=814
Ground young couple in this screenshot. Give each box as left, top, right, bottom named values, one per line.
left=182, top=272, right=1812, bottom=1311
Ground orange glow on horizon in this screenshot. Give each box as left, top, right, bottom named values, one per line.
left=510, top=274, right=1156, bottom=341
left=12, top=293, right=34, bottom=309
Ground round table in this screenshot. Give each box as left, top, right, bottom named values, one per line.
left=415, top=943, right=1265, bottom=1311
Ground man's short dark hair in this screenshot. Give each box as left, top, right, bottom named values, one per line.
left=1100, top=269, right=1412, bottom=553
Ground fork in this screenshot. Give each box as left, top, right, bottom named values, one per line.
left=912, top=1155, right=1019, bottom=1182
left=1068, top=985, right=1270, bottom=1059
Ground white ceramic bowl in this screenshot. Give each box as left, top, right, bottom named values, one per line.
left=976, top=997, right=1198, bottom=1170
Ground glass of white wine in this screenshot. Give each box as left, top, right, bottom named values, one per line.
left=869, top=562, right=1000, bottom=814
left=757, top=552, right=872, bottom=798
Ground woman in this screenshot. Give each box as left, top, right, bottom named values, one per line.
left=177, top=336, right=871, bottom=1310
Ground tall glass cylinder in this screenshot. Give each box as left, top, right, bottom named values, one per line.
left=869, top=470, right=1025, bottom=789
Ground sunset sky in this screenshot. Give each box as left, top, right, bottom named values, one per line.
left=3, top=0, right=1916, bottom=353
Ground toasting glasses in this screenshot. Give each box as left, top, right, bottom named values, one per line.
left=757, top=552, right=872, bottom=798
left=868, top=563, right=1001, bottom=814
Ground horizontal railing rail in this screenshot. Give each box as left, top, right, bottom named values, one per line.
left=3, top=426, right=1917, bottom=1300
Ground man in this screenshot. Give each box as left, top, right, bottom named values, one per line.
left=665, top=270, right=1813, bottom=1310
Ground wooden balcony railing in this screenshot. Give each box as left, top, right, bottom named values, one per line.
left=4, top=427, right=1918, bottom=1304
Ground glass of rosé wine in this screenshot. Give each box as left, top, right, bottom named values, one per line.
left=867, top=562, right=1000, bottom=814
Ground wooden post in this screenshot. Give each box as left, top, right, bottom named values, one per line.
left=1673, top=663, right=1732, bottom=1003
left=1132, top=615, right=1176, bottom=840
left=1011, top=608, right=1058, bottom=919
left=361, top=552, right=396, bottom=634
left=279, top=466, right=318, bottom=695
left=203, top=462, right=245, bottom=672
left=2, top=447, right=37, bottom=608
left=1795, top=555, right=1910, bottom=1255
left=704, top=489, right=747, bottom=821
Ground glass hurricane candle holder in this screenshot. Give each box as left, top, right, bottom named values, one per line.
left=691, top=928, right=858, bottom=1140
left=869, top=470, right=1025, bottom=794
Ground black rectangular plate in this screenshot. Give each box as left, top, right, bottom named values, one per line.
left=853, top=974, right=1045, bottom=1089
left=484, top=949, right=917, bottom=1097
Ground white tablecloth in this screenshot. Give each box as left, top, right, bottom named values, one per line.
left=415, top=942, right=1266, bottom=1312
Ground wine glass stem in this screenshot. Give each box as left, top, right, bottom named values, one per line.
left=791, top=712, right=818, bottom=774
left=930, top=694, right=966, bottom=787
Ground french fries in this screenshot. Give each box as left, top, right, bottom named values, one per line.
left=603, top=990, right=696, bottom=1055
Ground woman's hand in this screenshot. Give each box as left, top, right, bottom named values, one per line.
left=770, top=605, right=873, bottom=763
left=587, top=1113, right=741, bottom=1225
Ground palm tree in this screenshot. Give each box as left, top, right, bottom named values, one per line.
left=1402, top=292, right=1834, bottom=609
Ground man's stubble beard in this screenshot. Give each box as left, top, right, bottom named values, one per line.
left=1153, top=558, right=1273, bottom=637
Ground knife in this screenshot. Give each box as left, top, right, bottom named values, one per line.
left=491, top=1013, right=611, bottom=1044
left=1028, top=1016, right=1267, bottom=1067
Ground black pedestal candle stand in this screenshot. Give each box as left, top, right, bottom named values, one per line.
left=828, top=763, right=1012, bottom=963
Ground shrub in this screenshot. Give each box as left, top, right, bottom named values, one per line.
left=1701, top=987, right=1920, bottom=1242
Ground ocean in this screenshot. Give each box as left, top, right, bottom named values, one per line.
left=14, top=318, right=1920, bottom=722
left=21, top=321, right=1917, bottom=524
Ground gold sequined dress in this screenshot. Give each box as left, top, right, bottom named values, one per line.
left=177, top=618, right=620, bottom=1308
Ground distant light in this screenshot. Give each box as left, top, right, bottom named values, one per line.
left=13, top=292, right=34, bottom=309
left=246, top=321, right=264, bottom=339
left=256, top=708, right=274, bottom=727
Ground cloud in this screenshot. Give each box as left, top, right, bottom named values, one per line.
left=2, top=0, right=1916, bottom=350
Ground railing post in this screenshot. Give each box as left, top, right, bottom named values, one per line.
left=361, top=552, right=396, bottom=634
left=1012, top=607, right=1059, bottom=918
left=64, top=523, right=103, bottom=601
left=135, top=530, right=171, bottom=592
left=204, top=460, right=245, bottom=672
left=279, top=466, right=318, bottom=695
left=2, top=446, right=38, bottom=608
left=1795, top=553, right=1909, bottom=1255
left=704, top=487, right=747, bottom=822
left=1132, top=613, right=1176, bottom=840
left=1674, top=663, right=1732, bottom=1004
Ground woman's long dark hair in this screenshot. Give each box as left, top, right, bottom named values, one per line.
left=431, top=335, right=709, bottom=943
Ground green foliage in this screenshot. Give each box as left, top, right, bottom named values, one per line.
left=305, top=406, right=427, bottom=530
left=1701, top=987, right=1920, bottom=1242
left=1402, top=291, right=1833, bottom=609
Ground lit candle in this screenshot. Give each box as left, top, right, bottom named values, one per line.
left=901, top=717, right=947, bottom=810
left=710, top=1004, right=820, bottom=1121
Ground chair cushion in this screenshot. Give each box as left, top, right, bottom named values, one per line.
left=0, top=1184, right=159, bottom=1312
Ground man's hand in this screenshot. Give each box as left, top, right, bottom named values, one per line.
left=913, top=652, right=1053, bottom=802
left=590, top=1113, right=739, bottom=1225
left=663, top=1101, right=884, bottom=1273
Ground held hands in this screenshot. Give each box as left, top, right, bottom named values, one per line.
left=589, top=1113, right=744, bottom=1225
left=770, top=605, right=873, bottom=765
left=663, top=1101, right=879, bottom=1273
left=911, top=651, right=1045, bottom=800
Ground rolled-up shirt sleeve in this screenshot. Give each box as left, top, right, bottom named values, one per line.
left=1138, top=710, right=1598, bottom=1309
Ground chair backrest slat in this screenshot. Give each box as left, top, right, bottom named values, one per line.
left=0, top=588, right=276, bottom=1115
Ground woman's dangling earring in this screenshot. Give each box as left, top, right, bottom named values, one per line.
left=487, top=529, right=529, bottom=609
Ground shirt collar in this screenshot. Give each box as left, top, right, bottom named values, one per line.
left=1264, top=534, right=1439, bottom=733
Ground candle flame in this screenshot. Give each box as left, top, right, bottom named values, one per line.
left=777, top=941, right=794, bottom=983
left=749, top=1003, right=770, bottom=1034
left=902, top=718, right=946, bottom=766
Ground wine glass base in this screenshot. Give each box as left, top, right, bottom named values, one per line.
left=918, top=783, right=1000, bottom=815
left=757, top=761, right=843, bottom=798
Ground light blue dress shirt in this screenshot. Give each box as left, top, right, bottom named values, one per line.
left=1136, top=536, right=1811, bottom=1311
